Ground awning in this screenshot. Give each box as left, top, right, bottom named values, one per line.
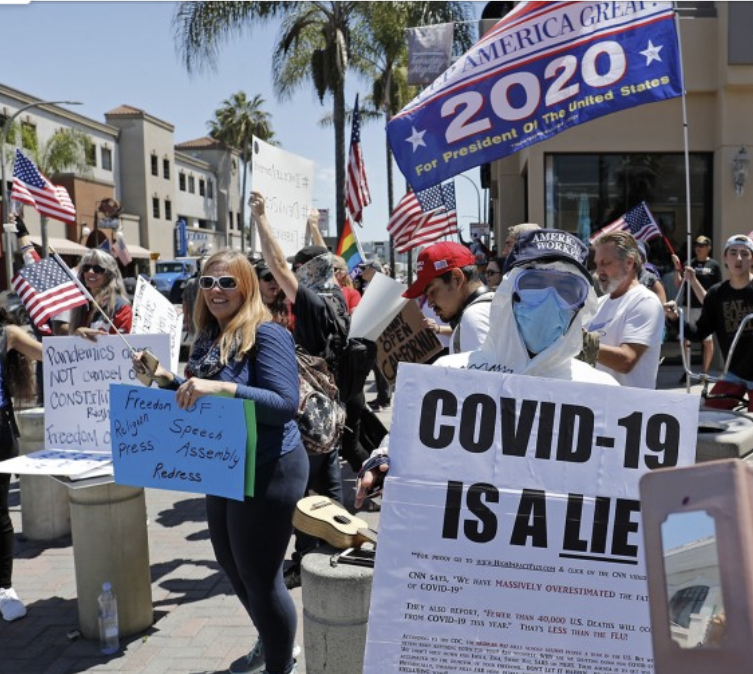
left=126, top=244, right=153, bottom=259
left=26, top=236, right=153, bottom=260
left=28, top=236, right=89, bottom=256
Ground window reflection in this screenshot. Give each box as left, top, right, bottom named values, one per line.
left=544, top=152, right=713, bottom=273
left=661, top=511, right=725, bottom=648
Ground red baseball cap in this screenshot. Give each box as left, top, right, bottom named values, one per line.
left=403, top=242, right=476, bottom=299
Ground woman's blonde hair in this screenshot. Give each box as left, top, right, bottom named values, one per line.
left=192, top=249, right=271, bottom=363
left=333, top=255, right=354, bottom=288
left=69, top=249, right=128, bottom=332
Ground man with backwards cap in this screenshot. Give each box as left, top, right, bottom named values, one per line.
left=355, top=229, right=617, bottom=508
left=671, top=235, right=722, bottom=378
left=403, top=241, right=494, bottom=354
left=665, top=234, right=753, bottom=411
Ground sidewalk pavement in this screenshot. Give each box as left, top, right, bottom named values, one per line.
left=0, top=361, right=703, bottom=674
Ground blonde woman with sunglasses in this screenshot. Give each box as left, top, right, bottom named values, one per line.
left=69, top=249, right=132, bottom=339
left=135, top=249, right=307, bottom=674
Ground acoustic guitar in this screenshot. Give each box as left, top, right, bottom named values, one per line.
left=293, top=495, right=378, bottom=549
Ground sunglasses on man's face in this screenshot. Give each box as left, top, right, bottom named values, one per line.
left=199, top=275, right=238, bottom=291
left=82, top=264, right=106, bottom=274
left=259, top=272, right=274, bottom=283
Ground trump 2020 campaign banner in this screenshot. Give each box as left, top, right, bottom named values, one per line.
left=364, top=364, right=698, bottom=674
left=388, top=2, right=682, bottom=191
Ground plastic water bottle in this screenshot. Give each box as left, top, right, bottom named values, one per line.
left=97, top=582, right=119, bottom=654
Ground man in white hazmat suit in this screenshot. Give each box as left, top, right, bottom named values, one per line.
left=354, top=229, right=616, bottom=508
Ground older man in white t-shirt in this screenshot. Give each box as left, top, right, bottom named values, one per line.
left=588, top=230, right=665, bottom=388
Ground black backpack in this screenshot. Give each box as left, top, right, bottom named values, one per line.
left=321, top=294, right=376, bottom=404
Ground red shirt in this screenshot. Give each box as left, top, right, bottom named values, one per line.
left=341, top=286, right=361, bottom=314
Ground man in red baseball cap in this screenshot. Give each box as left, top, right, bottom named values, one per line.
left=404, top=241, right=494, bottom=354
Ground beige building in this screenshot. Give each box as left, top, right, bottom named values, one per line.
left=483, top=2, right=753, bottom=268
left=0, top=83, right=244, bottom=288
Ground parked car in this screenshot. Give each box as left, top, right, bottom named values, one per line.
left=123, top=273, right=155, bottom=301
left=151, top=259, right=197, bottom=303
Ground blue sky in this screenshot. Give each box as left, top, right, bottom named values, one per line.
left=0, top=1, right=486, bottom=244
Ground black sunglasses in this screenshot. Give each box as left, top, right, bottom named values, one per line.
left=259, top=272, right=274, bottom=283
left=82, top=264, right=106, bottom=274
left=199, top=275, right=238, bottom=291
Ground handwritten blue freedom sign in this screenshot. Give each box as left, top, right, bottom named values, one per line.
left=387, top=1, right=682, bottom=191
left=110, top=384, right=255, bottom=501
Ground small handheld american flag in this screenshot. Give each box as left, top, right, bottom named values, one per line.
left=589, top=202, right=662, bottom=244
left=11, top=254, right=89, bottom=329
left=11, top=150, right=76, bottom=224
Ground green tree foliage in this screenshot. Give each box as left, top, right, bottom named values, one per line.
left=209, top=91, right=275, bottom=250
left=173, top=1, right=475, bottom=239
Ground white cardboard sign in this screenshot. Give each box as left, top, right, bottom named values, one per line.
left=251, top=136, right=314, bottom=258
left=364, top=364, right=699, bottom=674
left=132, top=276, right=182, bottom=372
left=42, top=334, right=171, bottom=455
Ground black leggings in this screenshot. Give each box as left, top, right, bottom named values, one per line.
left=0, top=409, right=18, bottom=590
left=206, top=443, right=308, bottom=674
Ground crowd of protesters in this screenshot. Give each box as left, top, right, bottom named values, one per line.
left=4, top=195, right=753, bottom=674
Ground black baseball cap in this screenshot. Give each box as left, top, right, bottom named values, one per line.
left=504, top=229, right=590, bottom=281
left=248, top=256, right=271, bottom=277
left=287, top=245, right=329, bottom=268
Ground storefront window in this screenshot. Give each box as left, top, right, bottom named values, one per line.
left=545, top=153, right=712, bottom=271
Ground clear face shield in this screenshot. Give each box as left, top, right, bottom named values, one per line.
left=511, top=268, right=590, bottom=355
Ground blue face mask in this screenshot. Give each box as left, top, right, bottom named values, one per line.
left=513, top=287, right=577, bottom=355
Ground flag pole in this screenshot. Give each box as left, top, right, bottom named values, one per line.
left=48, top=245, right=138, bottom=356
left=674, top=6, right=692, bottom=390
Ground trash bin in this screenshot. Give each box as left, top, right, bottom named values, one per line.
left=301, top=546, right=373, bottom=674
left=16, top=407, right=70, bottom=540
left=68, top=482, right=153, bottom=639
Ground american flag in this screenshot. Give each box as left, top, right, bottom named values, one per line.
left=11, top=150, right=77, bottom=224
left=113, top=235, right=133, bottom=266
left=11, top=253, right=89, bottom=329
left=589, top=202, right=662, bottom=244
left=345, top=95, right=371, bottom=224
left=388, top=182, right=458, bottom=253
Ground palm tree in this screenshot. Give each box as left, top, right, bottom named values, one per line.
left=173, top=1, right=362, bottom=240
left=35, top=128, right=93, bottom=177
left=357, top=2, right=475, bottom=271
left=208, top=91, right=275, bottom=251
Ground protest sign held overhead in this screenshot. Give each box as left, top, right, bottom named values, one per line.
left=388, top=2, right=682, bottom=191
left=251, top=137, right=314, bottom=258
left=364, top=364, right=699, bottom=674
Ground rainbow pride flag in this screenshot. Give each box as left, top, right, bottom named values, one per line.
left=336, top=216, right=365, bottom=278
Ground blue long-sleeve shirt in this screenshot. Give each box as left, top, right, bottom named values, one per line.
left=174, top=322, right=302, bottom=465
